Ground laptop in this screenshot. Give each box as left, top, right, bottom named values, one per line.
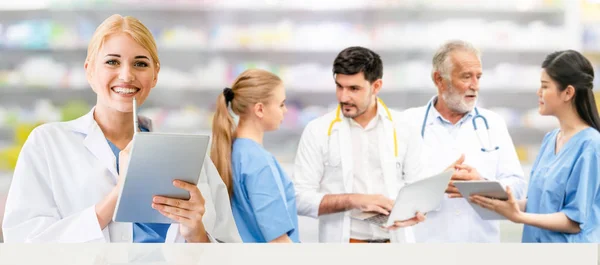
left=351, top=169, right=453, bottom=227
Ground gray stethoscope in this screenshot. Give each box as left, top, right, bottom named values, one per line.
left=421, top=101, right=499, bottom=152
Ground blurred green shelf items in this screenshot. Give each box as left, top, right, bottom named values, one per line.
left=60, top=100, right=90, bottom=122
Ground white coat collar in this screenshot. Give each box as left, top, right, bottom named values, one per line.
left=67, top=107, right=153, bottom=135
left=65, top=107, right=153, bottom=179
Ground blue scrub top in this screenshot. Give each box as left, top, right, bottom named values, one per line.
left=106, top=127, right=170, bottom=243
left=523, top=128, right=600, bottom=243
left=230, top=138, right=300, bottom=243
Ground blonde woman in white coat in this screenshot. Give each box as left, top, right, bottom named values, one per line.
left=1, top=14, right=241, bottom=243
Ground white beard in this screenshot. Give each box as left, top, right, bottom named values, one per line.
left=441, top=84, right=476, bottom=114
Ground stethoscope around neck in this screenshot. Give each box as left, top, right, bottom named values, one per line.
left=327, top=98, right=398, bottom=157
left=421, top=101, right=499, bottom=152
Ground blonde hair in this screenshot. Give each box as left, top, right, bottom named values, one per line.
left=86, top=14, right=160, bottom=68
left=210, top=69, right=283, bottom=197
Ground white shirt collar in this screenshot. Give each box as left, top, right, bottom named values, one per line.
left=426, top=96, right=476, bottom=126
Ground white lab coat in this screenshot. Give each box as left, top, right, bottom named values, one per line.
left=292, top=100, right=431, bottom=243
left=402, top=99, right=526, bottom=242
left=2, top=108, right=242, bottom=243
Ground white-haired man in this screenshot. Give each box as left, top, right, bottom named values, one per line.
left=402, top=40, right=527, bottom=242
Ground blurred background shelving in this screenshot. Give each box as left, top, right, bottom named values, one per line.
left=1, top=0, right=599, bottom=243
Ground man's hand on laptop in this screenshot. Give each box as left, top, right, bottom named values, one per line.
left=350, top=194, right=394, bottom=215
left=385, top=212, right=426, bottom=230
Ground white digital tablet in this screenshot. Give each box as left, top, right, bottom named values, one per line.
left=453, top=180, right=508, bottom=220
left=351, top=169, right=453, bottom=227
left=113, top=132, right=211, bottom=224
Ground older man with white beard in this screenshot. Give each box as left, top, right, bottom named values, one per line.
left=401, top=40, right=527, bottom=242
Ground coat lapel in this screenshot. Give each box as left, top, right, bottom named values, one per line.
left=68, top=108, right=118, bottom=182
left=376, top=100, right=398, bottom=198
left=378, top=119, right=397, bottom=198
left=336, top=118, right=354, bottom=193
left=84, top=122, right=119, bottom=181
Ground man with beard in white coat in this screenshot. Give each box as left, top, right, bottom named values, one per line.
left=402, top=40, right=527, bottom=242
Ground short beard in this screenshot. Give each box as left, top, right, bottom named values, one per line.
left=340, top=90, right=373, bottom=119
left=441, top=84, right=475, bottom=114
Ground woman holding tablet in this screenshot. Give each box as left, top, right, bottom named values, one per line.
left=2, top=15, right=241, bottom=243
left=471, top=50, right=600, bottom=242
left=211, top=69, right=300, bottom=243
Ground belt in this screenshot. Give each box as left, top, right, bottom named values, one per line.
left=349, top=238, right=390, bottom=243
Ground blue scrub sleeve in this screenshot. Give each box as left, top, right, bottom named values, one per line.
left=244, top=164, right=295, bottom=242
left=561, top=150, right=600, bottom=226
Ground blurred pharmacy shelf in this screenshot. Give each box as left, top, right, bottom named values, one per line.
left=0, top=0, right=576, bottom=155
left=0, top=0, right=585, bottom=243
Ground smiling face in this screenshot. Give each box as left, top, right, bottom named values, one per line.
left=85, top=32, right=159, bottom=113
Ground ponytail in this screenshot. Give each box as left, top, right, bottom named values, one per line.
left=579, top=88, right=600, bottom=132
left=210, top=92, right=236, bottom=197
left=210, top=69, right=283, bottom=197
